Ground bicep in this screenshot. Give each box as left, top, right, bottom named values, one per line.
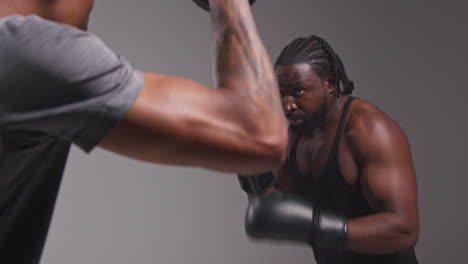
left=360, top=153, right=417, bottom=217
left=100, top=72, right=280, bottom=173
left=353, top=118, right=418, bottom=220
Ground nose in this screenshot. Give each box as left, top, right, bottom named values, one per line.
left=283, top=96, right=297, bottom=113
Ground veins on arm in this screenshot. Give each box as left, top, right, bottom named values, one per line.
left=210, top=0, right=283, bottom=114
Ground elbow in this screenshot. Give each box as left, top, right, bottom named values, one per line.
left=255, top=118, right=288, bottom=170
left=394, top=233, right=418, bottom=253
left=400, top=227, right=419, bottom=251
left=393, top=220, right=419, bottom=252
left=240, top=116, right=288, bottom=174
left=232, top=95, right=288, bottom=173
left=263, top=129, right=288, bottom=167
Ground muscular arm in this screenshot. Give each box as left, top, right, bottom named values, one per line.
left=100, top=0, right=287, bottom=174
left=240, top=131, right=297, bottom=199
left=344, top=110, right=419, bottom=254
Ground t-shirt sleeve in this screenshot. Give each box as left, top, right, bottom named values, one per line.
left=0, top=15, right=144, bottom=152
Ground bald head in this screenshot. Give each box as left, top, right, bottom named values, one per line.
left=0, top=0, right=95, bottom=30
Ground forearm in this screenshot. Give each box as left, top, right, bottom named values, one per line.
left=346, top=212, right=418, bottom=254
left=209, top=0, right=283, bottom=116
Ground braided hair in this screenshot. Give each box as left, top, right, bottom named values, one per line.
left=275, top=35, right=354, bottom=96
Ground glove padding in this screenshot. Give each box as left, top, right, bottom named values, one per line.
left=237, top=172, right=274, bottom=195
left=193, top=0, right=256, bottom=12
left=245, top=192, right=348, bottom=251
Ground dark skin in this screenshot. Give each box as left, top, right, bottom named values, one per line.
left=271, top=62, right=419, bottom=254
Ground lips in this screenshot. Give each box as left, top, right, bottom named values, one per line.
left=286, top=115, right=305, bottom=126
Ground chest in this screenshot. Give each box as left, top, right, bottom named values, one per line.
left=295, top=135, right=331, bottom=179
left=288, top=133, right=359, bottom=189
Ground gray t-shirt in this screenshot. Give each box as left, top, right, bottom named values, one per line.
left=0, top=15, right=143, bottom=263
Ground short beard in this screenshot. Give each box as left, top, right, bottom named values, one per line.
left=301, top=90, right=330, bottom=132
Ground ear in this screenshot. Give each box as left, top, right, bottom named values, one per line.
left=324, top=75, right=336, bottom=94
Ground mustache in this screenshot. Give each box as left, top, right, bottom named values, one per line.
left=285, top=113, right=306, bottom=120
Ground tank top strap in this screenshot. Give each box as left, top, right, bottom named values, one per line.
left=327, top=96, right=357, bottom=169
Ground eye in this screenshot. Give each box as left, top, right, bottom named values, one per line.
left=294, top=88, right=305, bottom=96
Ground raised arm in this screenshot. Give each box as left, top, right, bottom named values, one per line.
left=99, top=0, right=287, bottom=174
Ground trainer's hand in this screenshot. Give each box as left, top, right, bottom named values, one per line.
left=193, top=0, right=256, bottom=12
left=245, top=192, right=348, bottom=251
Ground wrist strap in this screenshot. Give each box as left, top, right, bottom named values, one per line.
left=309, top=207, right=348, bottom=251
left=238, top=172, right=274, bottom=195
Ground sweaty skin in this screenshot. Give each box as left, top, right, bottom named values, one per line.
left=270, top=63, right=419, bottom=254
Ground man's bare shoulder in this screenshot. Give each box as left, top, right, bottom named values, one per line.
left=347, top=98, right=402, bottom=133
left=345, top=98, right=409, bottom=158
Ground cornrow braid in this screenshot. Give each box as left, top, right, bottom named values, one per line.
left=275, top=35, right=354, bottom=96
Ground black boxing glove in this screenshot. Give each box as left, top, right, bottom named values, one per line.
left=244, top=192, right=348, bottom=251
left=193, top=0, right=256, bottom=12
left=237, top=172, right=274, bottom=196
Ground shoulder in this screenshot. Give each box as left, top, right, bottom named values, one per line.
left=346, top=98, right=404, bottom=137
left=1, top=15, right=125, bottom=81
left=345, top=98, right=410, bottom=160
left=1, top=15, right=106, bottom=63
left=1, top=15, right=87, bottom=43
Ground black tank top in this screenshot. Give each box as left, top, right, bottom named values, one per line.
left=289, top=97, right=418, bottom=264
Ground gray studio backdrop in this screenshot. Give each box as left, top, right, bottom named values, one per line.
left=41, top=0, right=467, bottom=263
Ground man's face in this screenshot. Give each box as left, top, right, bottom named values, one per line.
left=275, top=63, right=332, bottom=128
left=51, top=0, right=95, bottom=30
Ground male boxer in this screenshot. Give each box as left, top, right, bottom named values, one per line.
left=239, top=35, right=419, bottom=264
left=0, top=0, right=287, bottom=263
